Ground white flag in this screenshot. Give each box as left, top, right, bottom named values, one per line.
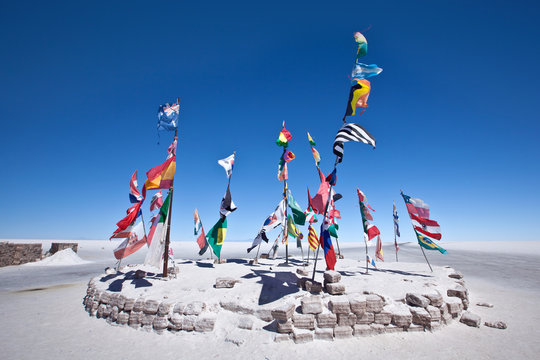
left=218, top=153, right=235, bottom=178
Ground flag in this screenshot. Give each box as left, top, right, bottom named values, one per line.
left=270, top=234, right=280, bottom=259
left=310, top=168, right=330, bottom=214
left=393, top=201, right=400, bottom=238
left=308, top=225, right=319, bottom=251
left=375, top=235, right=384, bottom=261
left=305, top=207, right=318, bottom=224
left=326, top=168, right=337, bottom=186
left=328, top=223, right=339, bottom=238
left=150, top=191, right=163, bottom=212
left=321, top=216, right=337, bottom=270
left=218, top=153, right=235, bottom=179
left=345, top=78, right=371, bottom=116
left=287, top=189, right=306, bottom=226
left=219, top=184, right=237, bottom=219
left=354, top=31, right=368, bottom=59
left=287, top=215, right=303, bottom=239
left=333, top=123, right=376, bottom=163
left=129, top=171, right=143, bottom=203
left=247, top=200, right=286, bottom=253
left=351, top=63, right=383, bottom=80
left=411, top=217, right=442, bottom=240
left=207, top=217, right=227, bottom=258
left=277, top=150, right=294, bottom=181
left=167, top=139, right=177, bottom=159
left=416, top=232, right=447, bottom=254
left=276, top=126, right=292, bottom=147
left=144, top=192, right=170, bottom=268
left=113, top=220, right=147, bottom=260
left=307, top=132, right=316, bottom=146
left=402, top=193, right=430, bottom=219
left=367, top=254, right=377, bottom=268
left=157, top=102, right=179, bottom=131
left=310, top=146, right=321, bottom=167
left=144, top=156, right=176, bottom=191
left=110, top=202, right=142, bottom=238
left=367, top=223, right=380, bottom=241
left=194, top=208, right=202, bottom=235
left=197, top=226, right=208, bottom=256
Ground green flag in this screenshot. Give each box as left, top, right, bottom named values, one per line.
left=328, top=223, right=339, bottom=238
left=207, top=217, right=227, bottom=258
left=416, top=231, right=446, bottom=254
left=287, top=189, right=306, bottom=225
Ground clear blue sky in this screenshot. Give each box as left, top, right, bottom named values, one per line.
left=1, top=0, right=539, bottom=245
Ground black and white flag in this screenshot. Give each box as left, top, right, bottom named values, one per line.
left=333, top=123, right=376, bottom=162
left=219, top=184, right=237, bottom=219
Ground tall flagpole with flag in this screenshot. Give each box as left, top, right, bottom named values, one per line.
left=393, top=200, right=400, bottom=262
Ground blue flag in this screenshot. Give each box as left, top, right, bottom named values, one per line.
left=157, top=102, right=179, bottom=131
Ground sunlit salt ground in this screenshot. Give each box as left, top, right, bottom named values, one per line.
left=1, top=239, right=539, bottom=360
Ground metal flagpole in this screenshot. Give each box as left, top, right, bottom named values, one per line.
left=283, top=177, right=289, bottom=264
left=393, top=200, right=399, bottom=262
left=400, top=190, right=432, bottom=272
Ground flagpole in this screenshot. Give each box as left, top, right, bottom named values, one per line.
left=357, top=204, right=369, bottom=274
left=311, top=158, right=338, bottom=281
left=162, top=102, right=179, bottom=277
left=283, top=175, right=289, bottom=264
left=400, top=190, right=433, bottom=272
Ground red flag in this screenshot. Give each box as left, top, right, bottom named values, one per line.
left=367, top=223, right=380, bottom=241
left=111, top=202, right=142, bottom=237
left=311, top=168, right=330, bottom=214
left=150, top=191, right=164, bottom=211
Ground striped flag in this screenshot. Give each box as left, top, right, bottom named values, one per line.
left=219, top=184, right=237, bottom=219
left=333, top=123, right=376, bottom=163
left=150, top=191, right=163, bottom=211
left=367, top=254, right=377, bottom=268
left=129, top=171, right=143, bottom=203
left=308, top=225, right=319, bottom=250
left=321, top=215, right=337, bottom=270
left=113, top=220, right=147, bottom=260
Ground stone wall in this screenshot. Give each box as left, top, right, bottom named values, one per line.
left=0, top=242, right=42, bottom=267
left=49, top=242, right=78, bottom=254
left=83, top=270, right=469, bottom=341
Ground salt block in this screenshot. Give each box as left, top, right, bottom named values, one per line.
left=326, top=283, right=346, bottom=295
left=366, top=295, right=384, bottom=313
left=293, top=313, right=315, bottom=330
left=314, top=328, right=334, bottom=341
left=271, top=303, right=295, bottom=322
left=158, top=301, right=173, bottom=316
left=293, top=329, right=314, bottom=343
left=117, top=312, right=129, bottom=325
left=333, top=326, right=353, bottom=339
left=426, top=305, right=441, bottom=322
left=316, top=313, right=337, bottom=328
left=123, top=298, right=135, bottom=312
left=370, top=323, right=386, bottom=334
left=99, top=292, right=111, bottom=305
left=194, top=315, right=217, bottom=332
left=305, top=280, right=323, bottom=293
left=349, top=295, right=367, bottom=315
left=255, top=308, right=273, bottom=321
left=385, top=324, right=403, bottom=333
left=183, top=301, right=206, bottom=316
left=215, top=277, right=238, bottom=288
left=410, top=307, right=431, bottom=326
left=407, top=324, right=424, bottom=332
left=428, top=320, right=441, bottom=331
left=115, top=295, right=127, bottom=310
left=238, top=316, right=253, bottom=330
left=329, top=296, right=351, bottom=314
left=448, top=271, right=463, bottom=279
left=133, top=298, right=145, bottom=312
left=220, top=300, right=254, bottom=315
left=446, top=297, right=463, bottom=317
left=274, top=334, right=290, bottom=343
left=484, top=321, right=507, bottom=329
left=173, top=302, right=185, bottom=314
left=353, top=324, right=373, bottom=336
left=374, top=311, right=392, bottom=325
left=389, top=304, right=412, bottom=328
left=423, top=291, right=443, bottom=307
left=460, top=312, right=481, bottom=328
left=462, top=298, right=470, bottom=310
left=181, top=315, right=197, bottom=331
left=356, top=312, right=375, bottom=325
left=323, top=270, right=341, bottom=284
left=169, top=313, right=183, bottom=330
left=296, top=268, right=309, bottom=277
left=277, top=320, right=293, bottom=333
left=406, top=293, right=430, bottom=308
left=141, top=313, right=155, bottom=327
left=337, top=313, right=357, bottom=327
left=447, top=285, right=468, bottom=300
left=440, top=303, right=452, bottom=324
left=128, top=311, right=142, bottom=328
left=153, top=316, right=168, bottom=333
left=301, top=295, right=323, bottom=315
left=143, top=299, right=159, bottom=315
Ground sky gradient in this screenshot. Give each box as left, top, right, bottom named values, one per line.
left=1, top=1, right=539, bottom=246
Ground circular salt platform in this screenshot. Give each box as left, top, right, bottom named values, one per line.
left=83, top=257, right=469, bottom=343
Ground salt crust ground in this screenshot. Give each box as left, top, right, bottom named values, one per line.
left=1, top=240, right=540, bottom=359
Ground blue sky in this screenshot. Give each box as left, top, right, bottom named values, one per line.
left=1, top=0, right=539, bottom=245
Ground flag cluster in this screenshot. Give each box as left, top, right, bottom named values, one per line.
left=401, top=192, right=446, bottom=254
left=357, top=188, right=383, bottom=261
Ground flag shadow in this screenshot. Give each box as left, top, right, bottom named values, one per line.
left=195, top=261, right=214, bottom=268
left=105, top=270, right=161, bottom=292
left=380, top=269, right=433, bottom=278
left=252, top=270, right=299, bottom=305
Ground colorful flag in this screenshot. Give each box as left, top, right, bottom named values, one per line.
left=310, top=146, right=321, bottom=167
left=401, top=192, right=445, bottom=253
left=207, top=217, right=227, bottom=258
left=411, top=217, right=442, bottom=240
left=144, top=192, right=170, bottom=268
left=277, top=150, right=294, bottom=181
left=150, top=190, right=163, bottom=212
left=194, top=208, right=202, bottom=235
left=218, top=153, right=235, bottom=179
left=307, top=132, right=316, bottom=146
left=328, top=223, right=339, bottom=238
left=276, top=126, right=292, bottom=147
left=219, top=184, right=237, bottom=219
left=416, top=232, right=446, bottom=254
left=321, top=216, right=337, bottom=270
left=345, top=78, right=371, bottom=117
left=110, top=202, right=142, bottom=238
left=167, top=139, right=177, bottom=159
left=326, top=168, right=337, bottom=186
left=393, top=201, right=400, bottom=238
left=352, top=63, right=382, bottom=80
left=367, top=254, right=377, bottom=268
left=129, top=171, right=143, bottom=203
left=113, top=220, right=147, bottom=260
left=354, top=31, right=368, bottom=59
left=197, top=226, right=208, bottom=256
left=333, top=123, right=376, bottom=163
left=287, top=189, right=306, bottom=226
left=305, top=207, right=318, bottom=224
left=402, top=193, right=430, bottom=219
left=287, top=215, right=303, bottom=239
left=157, top=102, right=179, bottom=131
left=144, top=156, right=176, bottom=192
left=309, top=168, right=330, bottom=214
left=367, top=223, right=380, bottom=241
left=247, top=200, right=287, bottom=253
left=308, top=225, right=319, bottom=251
left=375, top=235, right=384, bottom=261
